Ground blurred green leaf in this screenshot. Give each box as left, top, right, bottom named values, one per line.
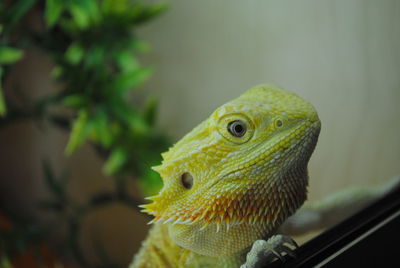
left=130, top=2, right=168, bottom=25
left=0, top=255, right=12, bottom=268
left=0, top=47, right=23, bottom=64
left=65, top=43, right=84, bottom=65
left=110, top=104, right=149, bottom=134
left=130, top=40, right=151, bottom=53
left=102, top=0, right=128, bottom=14
left=63, top=94, right=89, bottom=108
left=92, top=110, right=113, bottom=147
left=0, top=67, right=6, bottom=117
left=103, top=147, right=127, bottom=175
left=65, top=109, right=92, bottom=154
left=84, top=45, right=105, bottom=68
left=4, top=0, right=36, bottom=30
left=45, top=0, right=64, bottom=27
left=68, top=3, right=90, bottom=29
left=51, top=65, right=63, bottom=78
left=67, top=0, right=99, bottom=29
left=116, top=51, right=139, bottom=72
left=130, top=115, right=149, bottom=134
left=143, top=96, right=157, bottom=126
left=139, top=168, right=163, bottom=196
left=112, top=67, right=153, bottom=93
left=0, top=89, right=6, bottom=117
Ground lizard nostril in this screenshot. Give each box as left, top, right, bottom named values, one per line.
left=181, top=172, right=193, bottom=189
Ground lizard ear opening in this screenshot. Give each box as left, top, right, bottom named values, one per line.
left=181, top=172, right=193, bottom=189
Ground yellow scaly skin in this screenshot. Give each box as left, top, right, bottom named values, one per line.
left=131, top=85, right=321, bottom=268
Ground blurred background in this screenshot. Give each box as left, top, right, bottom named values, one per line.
left=0, top=0, right=399, bottom=267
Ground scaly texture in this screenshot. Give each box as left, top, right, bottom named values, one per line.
left=131, top=85, right=321, bottom=267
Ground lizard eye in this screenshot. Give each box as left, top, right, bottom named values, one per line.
left=228, top=120, right=247, bottom=137
left=181, top=172, right=193, bottom=189
left=217, top=113, right=254, bottom=144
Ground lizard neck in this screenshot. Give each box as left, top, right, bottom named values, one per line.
left=167, top=165, right=308, bottom=257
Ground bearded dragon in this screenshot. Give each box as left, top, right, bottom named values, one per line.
left=130, top=85, right=397, bottom=268
left=129, top=85, right=320, bottom=267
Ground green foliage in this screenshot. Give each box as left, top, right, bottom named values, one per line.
left=0, top=256, right=12, bottom=268
left=0, top=86, right=6, bottom=116
left=65, top=109, right=92, bottom=154
left=0, top=0, right=170, bottom=266
left=0, top=68, right=6, bottom=116
left=0, top=46, right=24, bottom=116
left=1, top=0, right=170, bottom=194
left=0, top=0, right=36, bottom=33
left=0, top=47, right=24, bottom=64
left=41, top=0, right=169, bottom=193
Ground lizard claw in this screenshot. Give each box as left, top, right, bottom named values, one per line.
left=240, top=235, right=298, bottom=268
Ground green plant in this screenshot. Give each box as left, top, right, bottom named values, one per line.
left=0, top=0, right=169, bottom=267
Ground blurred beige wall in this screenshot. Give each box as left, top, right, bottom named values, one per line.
left=138, top=0, right=400, bottom=202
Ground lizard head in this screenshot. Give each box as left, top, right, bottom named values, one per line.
left=140, top=84, right=321, bottom=256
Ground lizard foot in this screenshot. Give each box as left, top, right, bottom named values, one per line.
left=240, top=234, right=298, bottom=268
